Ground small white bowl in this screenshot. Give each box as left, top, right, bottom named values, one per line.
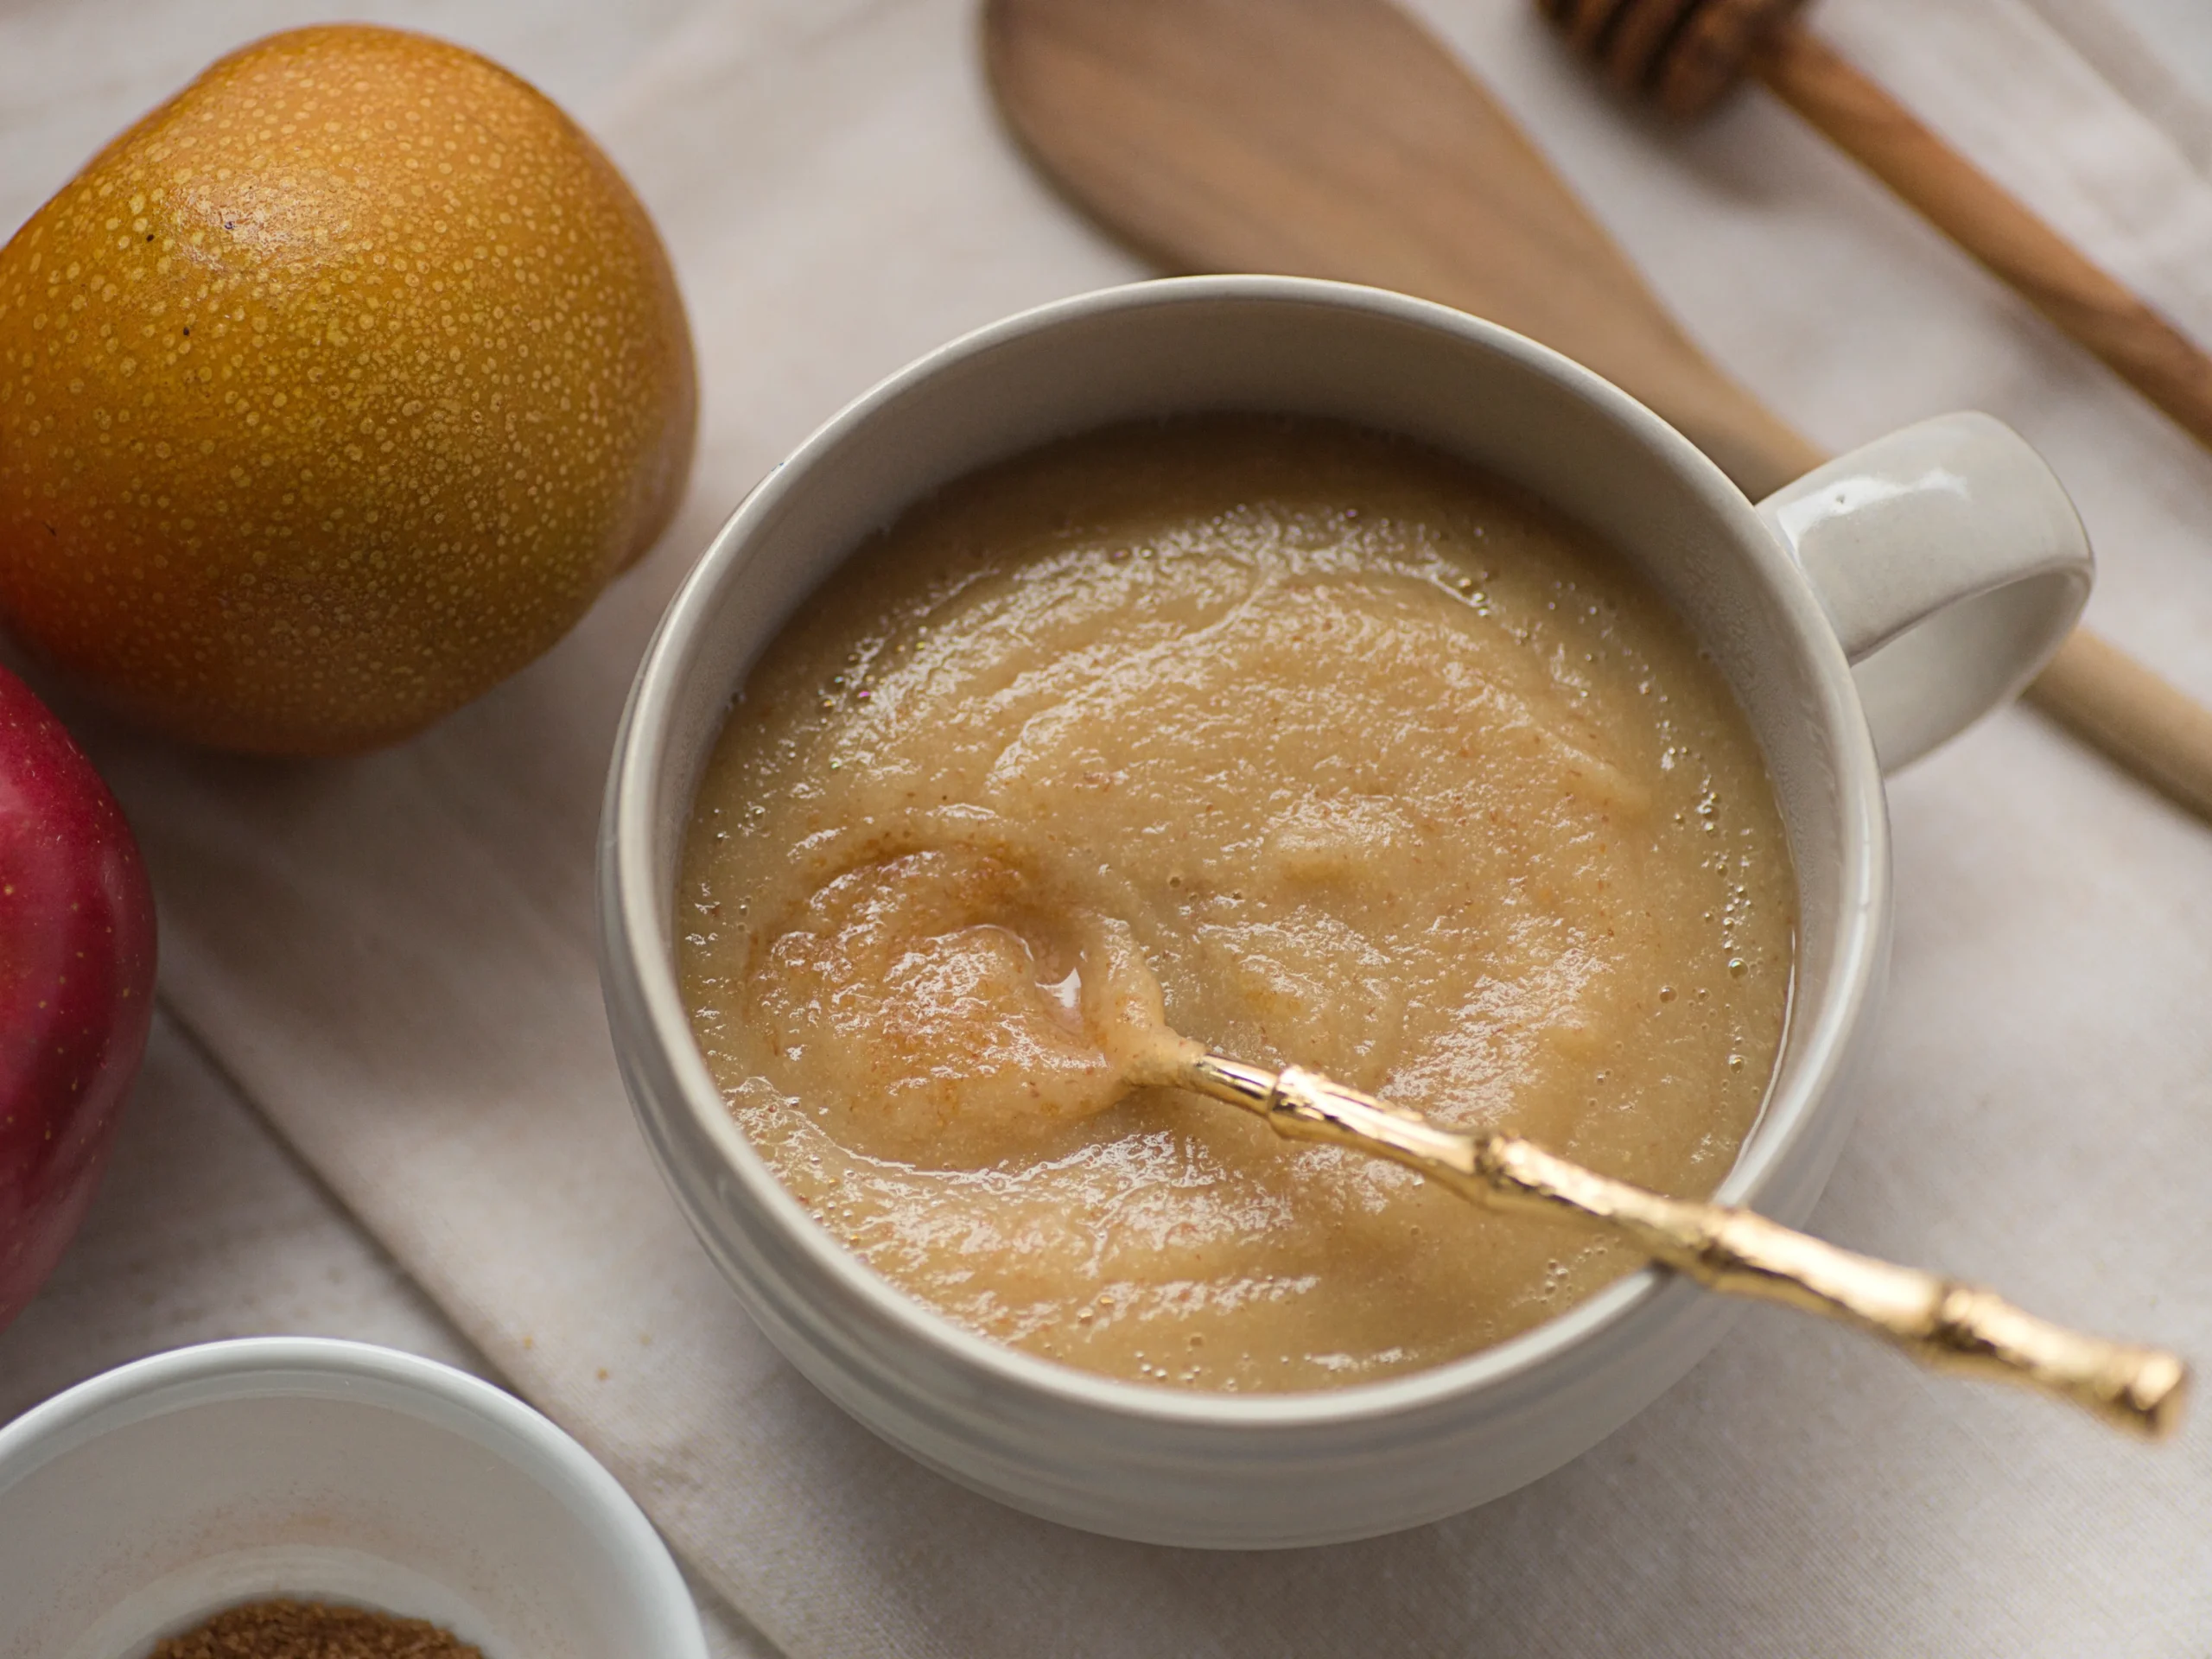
left=0, top=1338, right=707, bottom=1659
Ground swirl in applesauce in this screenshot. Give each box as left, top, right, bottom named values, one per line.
left=679, top=416, right=1792, bottom=1392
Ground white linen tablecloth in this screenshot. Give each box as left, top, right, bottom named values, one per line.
left=3, top=0, right=2209, bottom=1653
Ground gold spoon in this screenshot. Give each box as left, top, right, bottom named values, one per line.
left=767, top=848, right=2187, bottom=1439
left=787, top=842, right=2192, bottom=1443
left=1135, top=1037, right=2189, bottom=1440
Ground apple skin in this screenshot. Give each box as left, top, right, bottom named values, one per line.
left=0, top=665, right=155, bottom=1332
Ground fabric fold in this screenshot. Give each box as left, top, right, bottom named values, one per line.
left=9, top=0, right=2208, bottom=1651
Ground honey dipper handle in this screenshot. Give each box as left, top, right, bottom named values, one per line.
left=1179, top=1058, right=2190, bottom=1439
left=1754, top=25, right=2212, bottom=453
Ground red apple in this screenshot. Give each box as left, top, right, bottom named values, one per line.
left=0, top=665, right=155, bottom=1332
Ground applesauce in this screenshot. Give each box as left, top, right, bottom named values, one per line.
left=678, top=416, right=1792, bottom=1392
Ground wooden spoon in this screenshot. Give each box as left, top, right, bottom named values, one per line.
left=982, top=0, right=2212, bottom=822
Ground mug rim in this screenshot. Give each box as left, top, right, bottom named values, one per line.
left=602, top=274, right=1888, bottom=1432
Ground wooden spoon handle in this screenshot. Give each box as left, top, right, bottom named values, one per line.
left=1181, top=1052, right=2190, bottom=1440
left=1756, top=24, right=2212, bottom=453
left=2027, top=628, right=2212, bottom=821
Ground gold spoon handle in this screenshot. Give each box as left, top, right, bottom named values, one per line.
left=1179, top=1053, right=2189, bottom=1440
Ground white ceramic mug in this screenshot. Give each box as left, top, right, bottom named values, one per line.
left=598, top=276, right=2091, bottom=1548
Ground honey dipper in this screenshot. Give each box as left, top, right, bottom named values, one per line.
left=982, top=0, right=2212, bottom=824
left=1539, top=0, right=2212, bottom=454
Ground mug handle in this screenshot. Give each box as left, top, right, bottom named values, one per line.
left=1757, top=412, right=2093, bottom=772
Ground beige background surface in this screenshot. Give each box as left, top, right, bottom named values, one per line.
left=2, top=1, right=2209, bottom=1654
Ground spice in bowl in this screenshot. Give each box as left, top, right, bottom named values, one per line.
left=148, top=1599, right=482, bottom=1658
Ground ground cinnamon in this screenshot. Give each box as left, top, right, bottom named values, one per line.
left=147, top=1599, right=484, bottom=1658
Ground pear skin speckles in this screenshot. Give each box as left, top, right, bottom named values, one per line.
left=0, top=24, right=696, bottom=754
